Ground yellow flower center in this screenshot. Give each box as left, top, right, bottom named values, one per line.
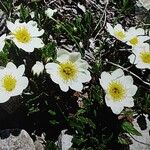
left=129, top=37, right=138, bottom=46
left=59, top=62, right=77, bottom=81
left=2, top=75, right=17, bottom=92
left=140, top=51, right=150, bottom=64
left=107, top=81, right=126, bottom=101
left=13, top=27, right=31, bottom=43
left=115, top=31, right=125, bottom=40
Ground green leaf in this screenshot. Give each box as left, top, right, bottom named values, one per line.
left=49, top=120, right=59, bottom=125
left=42, top=42, right=56, bottom=60
left=118, top=133, right=133, bottom=145
left=122, top=121, right=142, bottom=136
left=45, top=141, right=57, bottom=150
left=20, top=5, right=29, bottom=20
left=48, top=110, right=56, bottom=116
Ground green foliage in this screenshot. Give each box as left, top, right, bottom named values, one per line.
left=122, top=121, right=142, bottom=136
left=44, top=141, right=57, bottom=150
left=0, top=0, right=149, bottom=150
left=20, top=5, right=29, bottom=21
left=41, top=42, right=56, bottom=61
left=118, top=133, right=133, bottom=145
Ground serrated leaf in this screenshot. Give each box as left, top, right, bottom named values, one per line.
left=122, top=121, right=142, bottom=136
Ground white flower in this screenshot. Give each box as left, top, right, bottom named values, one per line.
left=128, top=43, right=150, bottom=69
left=0, top=62, right=29, bottom=103
left=6, top=19, right=44, bottom=52
left=99, top=69, right=137, bottom=114
left=45, top=50, right=91, bottom=92
left=0, top=34, right=6, bottom=51
left=106, top=23, right=127, bottom=42
left=45, top=8, right=57, bottom=18
left=126, top=27, right=150, bottom=47
left=32, top=61, right=44, bottom=76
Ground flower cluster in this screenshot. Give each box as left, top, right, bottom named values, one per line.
left=107, top=23, right=150, bottom=70
left=0, top=15, right=147, bottom=117
left=0, top=17, right=91, bottom=103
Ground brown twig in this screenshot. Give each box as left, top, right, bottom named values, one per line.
left=104, top=59, right=150, bottom=87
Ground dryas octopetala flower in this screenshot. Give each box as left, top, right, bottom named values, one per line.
left=45, top=8, right=57, bottom=18
left=106, top=23, right=127, bottom=42
left=6, top=19, right=44, bottom=52
left=128, top=43, right=150, bottom=69
left=0, top=62, right=29, bottom=103
left=99, top=69, right=137, bottom=114
left=32, top=61, right=44, bottom=76
left=0, top=34, right=6, bottom=51
left=126, top=27, right=150, bottom=48
left=45, top=50, right=91, bottom=92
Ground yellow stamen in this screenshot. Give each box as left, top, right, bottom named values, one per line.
left=59, top=62, right=77, bottom=81
left=2, top=75, right=17, bottom=92
left=129, top=37, right=138, bottom=46
left=115, top=31, right=125, bottom=40
left=140, top=51, right=150, bottom=64
left=107, top=81, right=126, bottom=101
left=13, top=27, right=31, bottom=43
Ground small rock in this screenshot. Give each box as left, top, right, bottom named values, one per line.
left=130, top=114, right=150, bottom=150
left=56, top=129, right=73, bottom=150
left=0, top=129, right=35, bottom=150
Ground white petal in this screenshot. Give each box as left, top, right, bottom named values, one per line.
left=50, top=74, right=61, bottom=84
left=57, top=49, right=70, bottom=57
left=57, top=50, right=70, bottom=63
left=111, top=69, right=124, bottom=79
left=136, top=62, right=149, bottom=69
left=27, top=20, right=38, bottom=27
left=135, top=28, right=145, bottom=35
left=76, top=60, right=89, bottom=70
left=6, top=62, right=17, bottom=70
left=17, top=64, right=25, bottom=76
left=69, top=52, right=81, bottom=62
left=138, top=36, right=150, bottom=43
left=111, top=105, right=124, bottom=114
left=13, top=39, right=34, bottom=52
left=105, top=95, right=113, bottom=107
left=45, top=63, right=59, bottom=74
left=122, top=97, right=134, bottom=107
left=12, top=77, right=29, bottom=96
left=77, top=70, right=91, bottom=83
left=127, top=85, right=137, bottom=96
left=28, top=25, right=44, bottom=37
left=114, top=24, right=124, bottom=31
left=106, top=23, right=114, bottom=36
left=59, top=83, right=69, bottom=92
left=0, top=92, right=10, bottom=103
left=30, top=38, right=44, bottom=48
left=6, top=21, right=15, bottom=32
left=69, top=81, right=83, bottom=92
left=99, top=71, right=111, bottom=90
left=120, top=75, right=134, bottom=87
left=105, top=95, right=125, bottom=114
